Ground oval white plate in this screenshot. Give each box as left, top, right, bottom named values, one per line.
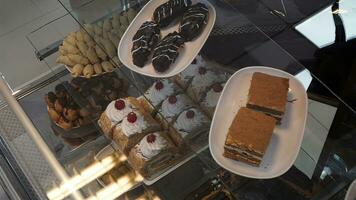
left=346, top=179, right=356, bottom=200
left=118, top=0, right=216, bottom=78
left=209, top=66, right=308, bottom=179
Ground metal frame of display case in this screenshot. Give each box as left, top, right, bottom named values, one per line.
left=0, top=73, right=85, bottom=200
left=0, top=137, right=37, bottom=200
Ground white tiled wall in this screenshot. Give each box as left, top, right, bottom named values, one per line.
left=0, top=0, right=67, bottom=91
left=0, top=0, right=122, bottom=92
left=0, top=0, right=43, bottom=37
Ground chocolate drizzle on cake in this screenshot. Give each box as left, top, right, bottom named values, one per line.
left=152, top=32, right=185, bottom=72
left=180, top=3, right=209, bottom=41
left=132, top=21, right=160, bottom=67
left=153, top=0, right=192, bottom=28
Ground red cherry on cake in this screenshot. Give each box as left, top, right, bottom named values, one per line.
left=186, top=110, right=195, bottom=119
left=115, top=99, right=125, bottom=110
left=198, top=67, right=207, bottom=75
left=155, top=81, right=164, bottom=90
left=146, top=134, right=156, bottom=143
left=212, top=83, right=223, bottom=93
left=127, top=112, right=137, bottom=123
left=168, top=95, right=177, bottom=104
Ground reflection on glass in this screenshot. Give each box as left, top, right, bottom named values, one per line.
left=295, top=0, right=356, bottom=48
left=47, top=153, right=122, bottom=200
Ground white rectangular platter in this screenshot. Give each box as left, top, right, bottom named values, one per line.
left=209, top=66, right=308, bottom=179
left=118, top=0, right=216, bottom=78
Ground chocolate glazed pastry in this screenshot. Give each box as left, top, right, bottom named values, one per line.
left=153, top=0, right=192, bottom=28
left=152, top=32, right=185, bottom=72
left=45, top=92, right=57, bottom=108
left=132, top=21, right=160, bottom=67
left=55, top=84, right=67, bottom=98
left=180, top=3, right=209, bottom=41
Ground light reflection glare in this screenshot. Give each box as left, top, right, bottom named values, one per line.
left=47, top=155, right=118, bottom=200
left=331, top=9, right=347, bottom=14
left=86, top=174, right=142, bottom=200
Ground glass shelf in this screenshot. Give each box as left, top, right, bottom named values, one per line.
left=0, top=0, right=355, bottom=199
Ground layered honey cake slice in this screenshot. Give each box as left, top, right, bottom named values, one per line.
left=247, top=72, right=289, bottom=122
left=224, top=107, right=276, bottom=166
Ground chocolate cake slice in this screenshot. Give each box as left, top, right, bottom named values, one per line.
left=247, top=72, right=289, bottom=122
left=180, top=3, right=209, bottom=41
left=224, top=107, right=276, bottom=166
left=131, top=21, right=160, bottom=67
left=152, top=32, right=185, bottom=72
left=153, top=0, right=192, bottom=28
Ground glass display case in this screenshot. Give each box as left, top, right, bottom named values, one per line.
left=0, top=0, right=355, bottom=199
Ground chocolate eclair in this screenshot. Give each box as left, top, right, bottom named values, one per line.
left=153, top=0, right=192, bottom=28
left=63, top=105, right=79, bottom=121
left=57, top=116, right=73, bottom=130
left=152, top=32, right=185, bottom=72
left=54, top=97, right=68, bottom=113
left=180, top=3, right=209, bottom=41
left=132, top=21, right=160, bottom=67
left=55, top=83, right=67, bottom=98
left=45, top=92, right=57, bottom=108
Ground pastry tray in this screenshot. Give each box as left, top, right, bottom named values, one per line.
left=94, top=60, right=234, bottom=185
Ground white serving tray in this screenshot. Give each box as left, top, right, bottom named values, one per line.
left=209, top=66, right=308, bottom=179
left=118, top=0, right=216, bottom=78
